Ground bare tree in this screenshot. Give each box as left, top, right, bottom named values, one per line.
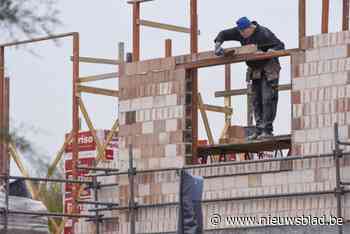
left=0, top=0, right=61, bottom=41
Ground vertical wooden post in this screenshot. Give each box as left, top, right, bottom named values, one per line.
left=224, top=64, right=232, bottom=127
left=322, top=0, right=329, bottom=33
left=247, top=83, right=254, bottom=127
left=165, top=39, right=172, bottom=57
left=132, top=2, right=140, bottom=62
left=299, top=0, right=306, bottom=48
left=343, top=0, right=350, bottom=31
left=190, top=0, right=198, bottom=164
left=72, top=33, right=80, bottom=228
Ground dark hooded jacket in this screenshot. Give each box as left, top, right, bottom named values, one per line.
left=214, top=21, right=285, bottom=69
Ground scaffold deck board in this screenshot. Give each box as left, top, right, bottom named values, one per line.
left=198, top=134, right=291, bottom=155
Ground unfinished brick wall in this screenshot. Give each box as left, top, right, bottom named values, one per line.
left=112, top=32, right=350, bottom=234
left=292, top=31, right=350, bottom=156
left=117, top=57, right=191, bottom=233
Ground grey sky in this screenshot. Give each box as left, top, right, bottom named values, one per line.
left=3, top=0, right=344, bottom=175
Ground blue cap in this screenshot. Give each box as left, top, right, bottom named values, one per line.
left=236, top=17, right=251, bottom=31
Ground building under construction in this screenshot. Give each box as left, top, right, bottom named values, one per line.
left=1, top=0, right=350, bottom=233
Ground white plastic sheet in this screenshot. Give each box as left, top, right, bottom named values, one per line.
left=0, top=192, right=49, bottom=234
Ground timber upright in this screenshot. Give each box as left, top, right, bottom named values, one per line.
left=215, top=17, right=285, bottom=140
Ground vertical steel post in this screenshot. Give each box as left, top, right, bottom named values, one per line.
left=334, top=123, right=343, bottom=234
left=132, top=2, right=140, bottom=62
left=299, top=0, right=306, bottom=48
left=190, top=0, right=198, bottom=164
left=343, top=0, right=350, bottom=31
left=128, top=144, right=135, bottom=234
left=322, top=0, right=330, bottom=33
left=72, top=33, right=80, bottom=233
left=119, top=42, right=125, bottom=63
left=0, top=47, right=4, bottom=180
left=165, top=39, right=172, bottom=58
left=4, top=172, right=9, bottom=233
left=93, top=174, right=100, bottom=234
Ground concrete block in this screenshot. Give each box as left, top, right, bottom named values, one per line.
left=165, top=119, right=178, bottom=132
left=141, top=97, right=153, bottom=109
left=154, top=96, right=166, bottom=108
left=261, top=173, right=275, bottom=186
left=293, top=130, right=306, bottom=143
left=139, top=184, right=150, bottom=196
left=166, top=94, right=177, bottom=106
left=165, top=144, right=177, bottom=158
left=131, top=98, right=141, bottom=111
left=119, top=100, right=130, bottom=113
left=142, top=121, right=154, bottom=134
left=159, top=132, right=170, bottom=144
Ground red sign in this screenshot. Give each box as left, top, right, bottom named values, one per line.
left=63, top=130, right=118, bottom=234
left=65, top=131, right=96, bottom=153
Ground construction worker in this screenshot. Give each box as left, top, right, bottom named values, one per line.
left=214, top=17, right=285, bottom=140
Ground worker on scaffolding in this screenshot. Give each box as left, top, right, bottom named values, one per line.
left=214, top=17, right=285, bottom=140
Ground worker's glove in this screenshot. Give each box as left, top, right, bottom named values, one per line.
left=255, top=50, right=264, bottom=54
left=215, top=42, right=224, bottom=56
left=267, top=48, right=276, bottom=52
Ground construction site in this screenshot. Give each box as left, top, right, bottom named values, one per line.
left=1, top=0, right=350, bottom=233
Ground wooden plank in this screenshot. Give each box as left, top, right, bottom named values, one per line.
left=176, top=49, right=300, bottom=69
left=99, top=119, right=119, bottom=165
left=198, top=134, right=291, bottom=156
left=47, top=132, right=73, bottom=178
left=343, top=0, right=350, bottom=31
left=77, top=85, right=119, bottom=97
left=78, top=99, right=105, bottom=161
left=139, top=19, right=199, bottom=34
left=299, top=0, right=306, bottom=48
left=133, top=2, right=141, bottom=61
left=215, top=84, right=292, bottom=98
left=224, top=44, right=257, bottom=56
left=322, top=0, right=329, bottom=33
left=78, top=72, right=119, bottom=83
left=127, top=0, right=154, bottom=3
left=165, top=39, right=172, bottom=57
left=220, top=123, right=229, bottom=140
left=8, top=143, right=38, bottom=199
left=201, top=104, right=232, bottom=115
left=223, top=64, right=232, bottom=137
left=190, top=0, right=199, bottom=165
left=70, top=56, right=120, bottom=65
left=198, top=93, right=214, bottom=145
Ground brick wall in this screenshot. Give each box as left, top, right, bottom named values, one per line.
left=292, top=31, right=350, bottom=156
left=109, top=32, right=350, bottom=233
left=116, top=156, right=350, bottom=233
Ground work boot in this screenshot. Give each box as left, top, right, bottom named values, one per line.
left=257, top=131, right=273, bottom=140
left=247, top=132, right=261, bottom=141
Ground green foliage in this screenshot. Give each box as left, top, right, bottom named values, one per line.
left=38, top=182, right=63, bottom=232
left=0, top=0, right=61, bottom=41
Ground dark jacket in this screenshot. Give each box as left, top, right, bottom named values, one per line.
left=214, top=21, right=285, bottom=69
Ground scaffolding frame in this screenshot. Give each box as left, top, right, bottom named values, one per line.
left=0, top=1, right=349, bottom=234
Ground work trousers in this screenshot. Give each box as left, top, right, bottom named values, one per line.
left=247, top=60, right=280, bottom=134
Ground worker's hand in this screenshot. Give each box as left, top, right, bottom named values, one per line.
left=215, top=42, right=224, bottom=56
left=267, top=48, right=276, bottom=52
